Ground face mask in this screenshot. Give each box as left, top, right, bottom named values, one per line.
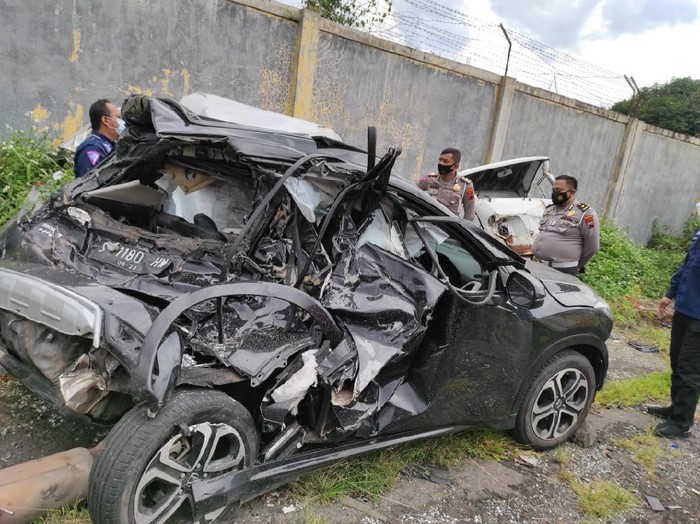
left=108, top=116, right=126, bottom=135
left=551, top=191, right=568, bottom=206
left=114, top=118, right=126, bottom=135
left=437, top=164, right=454, bottom=176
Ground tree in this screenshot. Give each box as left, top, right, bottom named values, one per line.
left=612, top=77, right=700, bottom=137
left=304, top=0, right=392, bottom=29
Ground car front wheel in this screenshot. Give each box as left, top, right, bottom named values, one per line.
left=88, top=389, right=258, bottom=524
left=513, top=350, right=595, bottom=450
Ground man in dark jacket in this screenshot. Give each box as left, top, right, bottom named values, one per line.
left=648, top=209, right=700, bottom=438
left=73, top=99, right=124, bottom=178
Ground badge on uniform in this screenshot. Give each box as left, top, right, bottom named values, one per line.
left=565, top=210, right=575, bottom=217
left=86, top=150, right=101, bottom=166
left=453, top=184, right=462, bottom=192
left=466, top=186, right=475, bottom=200
left=584, top=215, right=594, bottom=229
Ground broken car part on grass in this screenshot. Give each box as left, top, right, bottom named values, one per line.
left=0, top=94, right=612, bottom=523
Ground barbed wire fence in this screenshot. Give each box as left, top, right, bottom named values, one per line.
left=280, top=0, right=635, bottom=108
left=368, top=0, right=635, bottom=108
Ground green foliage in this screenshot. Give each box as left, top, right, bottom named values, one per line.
left=648, top=215, right=700, bottom=252
left=595, top=371, right=670, bottom=408
left=304, top=0, right=392, bottom=29
left=580, top=220, right=685, bottom=302
left=0, top=129, right=70, bottom=225
left=612, top=77, right=700, bottom=136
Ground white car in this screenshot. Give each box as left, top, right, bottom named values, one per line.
left=460, top=156, right=555, bottom=257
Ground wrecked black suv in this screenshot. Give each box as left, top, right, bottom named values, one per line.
left=0, top=95, right=611, bottom=523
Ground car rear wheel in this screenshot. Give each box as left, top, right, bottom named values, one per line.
left=88, top=389, right=258, bottom=524
left=513, top=350, right=595, bottom=450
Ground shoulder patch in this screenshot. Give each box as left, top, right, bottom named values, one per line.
left=577, top=203, right=590, bottom=212
left=86, top=150, right=101, bottom=166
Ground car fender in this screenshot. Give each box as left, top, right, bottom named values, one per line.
left=510, top=333, right=608, bottom=414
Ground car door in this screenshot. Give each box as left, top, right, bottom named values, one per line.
left=381, top=192, right=539, bottom=433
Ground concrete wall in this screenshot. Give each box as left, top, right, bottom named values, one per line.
left=608, top=125, right=700, bottom=241
left=502, top=88, right=628, bottom=213
left=309, top=29, right=498, bottom=180
left=0, top=0, right=298, bottom=138
left=1, top=0, right=699, bottom=242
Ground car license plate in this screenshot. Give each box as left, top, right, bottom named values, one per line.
left=89, top=241, right=172, bottom=274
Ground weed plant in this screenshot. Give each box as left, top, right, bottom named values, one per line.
left=614, top=429, right=681, bottom=479
left=566, top=477, right=638, bottom=519
left=0, top=129, right=70, bottom=225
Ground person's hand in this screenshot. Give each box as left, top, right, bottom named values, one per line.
left=659, top=296, right=672, bottom=318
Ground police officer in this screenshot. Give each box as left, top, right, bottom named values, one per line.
left=73, top=99, right=124, bottom=178
left=417, top=148, right=477, bottom=222
left=531, top=174, right=599, bottom=275
left=647, top=206, right=700, bottom=438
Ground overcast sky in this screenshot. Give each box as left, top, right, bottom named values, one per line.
left=461, top=0, right=700, bottom=88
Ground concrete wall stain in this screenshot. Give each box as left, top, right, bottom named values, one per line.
left=181, top=69, right=191, bottom=97
left=126, top=85, right=155, bottom=97
left=160, top=69, right=174, bottom=98
left=31, top=105, right=50, bottom=124
left=61, top=103, right=84, bottom=141
left=259, top=44, right=293, bottom=114
left=310, top=36, right=348, bottom=130
left=69, top=29, right=81, bottom=64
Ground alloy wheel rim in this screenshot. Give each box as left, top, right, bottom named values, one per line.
left=132, top=422, right=245, bottom=524
left=530, top=367, right=589, bottom=440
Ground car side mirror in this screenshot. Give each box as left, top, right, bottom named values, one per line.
left=506, top=270, right=545, bottom=308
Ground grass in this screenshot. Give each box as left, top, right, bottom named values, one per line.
left=614, top=429, right=681, bottom=479
left=291, top=429, right=519, bottom=504
left=566, top=477, right=638, bottom=520
left=31, top=504, right=90, bottom=524
left=595, top=371, right=670, bottom=408
left=553, top=445, right=572, bottom=466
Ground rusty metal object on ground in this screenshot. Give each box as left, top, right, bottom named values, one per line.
left=0, top=445, right=99, bottom=523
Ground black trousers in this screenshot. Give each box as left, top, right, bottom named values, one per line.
left=669, top=312, right=700, bottom=429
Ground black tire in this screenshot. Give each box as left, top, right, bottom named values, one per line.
left=88, top=389, right=258, bottom=524
left=513, top=350, right=595, bottom=450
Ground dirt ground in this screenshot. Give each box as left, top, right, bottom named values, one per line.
left=1, top=330, right=699, bottom=523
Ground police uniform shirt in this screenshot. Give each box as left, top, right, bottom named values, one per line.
left=417, top=173, right=476, bottom=221
left=74, top=132, right=115, bottom=178
left=532, top=200, right=599, bottom=268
